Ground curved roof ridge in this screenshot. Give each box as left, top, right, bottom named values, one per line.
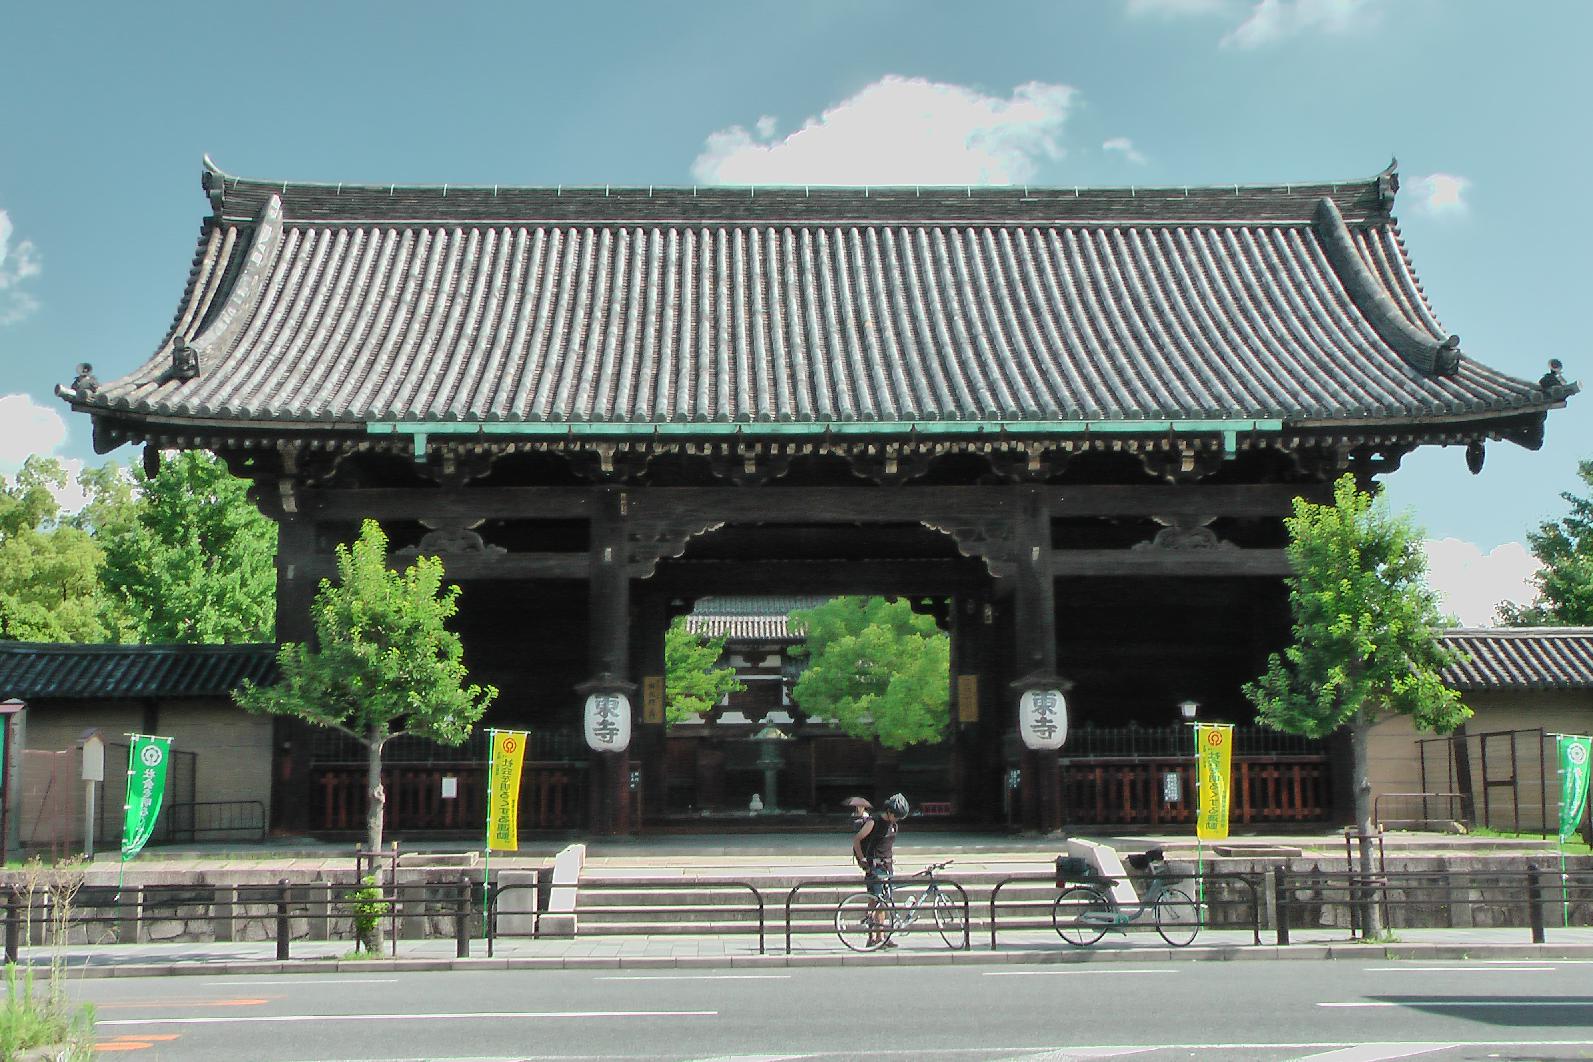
left=199, top=156, right=1401, bottom=227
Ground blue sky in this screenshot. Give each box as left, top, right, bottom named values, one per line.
left=0, top=0, right=1587, bottom=621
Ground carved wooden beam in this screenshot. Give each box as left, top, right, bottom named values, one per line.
left=1050, top=549, right=1291, bottom=577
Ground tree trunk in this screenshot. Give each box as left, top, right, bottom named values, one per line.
left=1349, top=710, right=1384, bottom=938
left=363, top=726, right=387, bottom=953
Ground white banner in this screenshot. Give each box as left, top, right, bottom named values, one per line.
left=1019, top=689, right=1067, bottom=750
left=584, top=691, right=632, bottom=752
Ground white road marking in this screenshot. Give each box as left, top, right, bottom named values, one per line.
left=681, top=1055, right=811, bottom=1062
left=97, top=1009, right=719, bottom=1026
left=1291, top=1045, right=1452, bottom=1061
left=991, top=1048, right=1156, bottom=1060
left=1319, top=1000, right=1593, bottom=1008
left=982, top=969, right=1177, bottom=977
left=1360, top=966, right=1556, bottom=973
left=599, top=974, right=792, bottom=981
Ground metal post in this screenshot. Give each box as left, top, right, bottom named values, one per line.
left=4, top=887, right=19, bottom=963
left=1527, top=864, right=1546, bottom=945
left=1274, top=865, right=1290, bottom=946
left=455, top=878, right=470, bottom=959
left=276, top=879, right=291, bottom=961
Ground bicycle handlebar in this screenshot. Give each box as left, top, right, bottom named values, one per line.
left=911, top=859, right=955, bottom=877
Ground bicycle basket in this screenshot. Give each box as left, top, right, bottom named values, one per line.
left=1055, top=856, right=1093, bottom=885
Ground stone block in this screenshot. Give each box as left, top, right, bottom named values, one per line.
left=494, top=870, right=539, bottom=939
left=540, top=843, right=584, bottom=937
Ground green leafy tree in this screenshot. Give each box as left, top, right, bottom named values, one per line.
left=0, top=457, right=113, bottom=642
left=789, top=596, right=950, bottom=749
left=234, top=519, right=496, bottom=948
left=100, top=451, right=277, bottom=643
left=663, top=617, right=745, bottom=724
left=1499, top=459, right=1593, bottom=626
left=1244, top=475, right=1468, bottom=936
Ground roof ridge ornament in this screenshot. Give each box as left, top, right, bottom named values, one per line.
left=1312, top=196, right=1460, bottom=377
left=1376, top=157, right=1400, bottom=209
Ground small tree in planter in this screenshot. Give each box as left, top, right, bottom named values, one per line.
left=1243, top=475, right=1468, bottom=937
left=235, top=520, right=496, bottom=951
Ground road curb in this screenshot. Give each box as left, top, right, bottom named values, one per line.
left=41, top=941, right=1593, bottom=980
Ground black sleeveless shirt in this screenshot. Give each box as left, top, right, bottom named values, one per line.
left=861, top=813, right=897, bottom=868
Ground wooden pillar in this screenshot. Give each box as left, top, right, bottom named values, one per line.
left=1013, top=487, right=1062, bottom=834
left=585, top=490, right=632, bottom=836
left=632, top=592, right=669, bottom=830
left=273, top=515, right=317, bottom=833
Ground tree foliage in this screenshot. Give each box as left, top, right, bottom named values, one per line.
left=663, top=617, right=745, bottom=724
left=0, top=457, right=115, bottom=642
left=1243, top=475, right=1467, bottom=935
left=1245, top=475, right=1468, bottom=739
left=100, top=451, right=276, bottom=643
left=1499, top=458, right=1593, bottom=626
left=234, top=520, right=496, bottom=872
left=789, top=596, right=949, bottom=750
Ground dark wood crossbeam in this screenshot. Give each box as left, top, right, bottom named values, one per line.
left=1050, top=549, right=1292, bottom=577
left=300, top=483, right=1321, bottom=522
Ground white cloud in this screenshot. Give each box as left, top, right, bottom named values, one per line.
left=0, top=210, right=42, bottom=325
left=692, top=76, right=1077, bottom=187
left=1126, top=0, right=1233, bottom=15
left=1410, top=173, right=1470, bottom=216
left=1423, top=538, right=1540, bottom=626
left=1221, top=0, right=1380, bottom=49
left=1103, top=137, right=1149, bottom=165
left=0, top=393, right=69, bottom=476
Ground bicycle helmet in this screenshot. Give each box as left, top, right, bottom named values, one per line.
left=883, top=793, right=910, bottom=818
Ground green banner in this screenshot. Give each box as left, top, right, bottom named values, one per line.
left=1557, top=735, right=1592, bottom=843
left=121, top=735, right=172, bottom=861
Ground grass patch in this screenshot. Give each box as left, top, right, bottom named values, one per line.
left=338, top=949, right=385, bottom=961
left=1467, top=826, right=1592, bottom=856
left=0, top=964, right=95, bottom=1060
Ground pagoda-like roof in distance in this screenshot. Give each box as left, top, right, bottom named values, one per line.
left=64, top=158, right=1574, bottom=446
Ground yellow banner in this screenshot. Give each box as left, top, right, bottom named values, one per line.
left=1196, top=724, right=1234, bottom=841
left=486, top=730, right=528, bottom=852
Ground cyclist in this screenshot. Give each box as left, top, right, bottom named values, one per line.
left=852, top=793, right=908, bottom=947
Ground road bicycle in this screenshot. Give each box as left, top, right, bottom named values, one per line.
left=834, top=859, right=966, bottom=952
left=1051, top=847, right=1200, bottom=948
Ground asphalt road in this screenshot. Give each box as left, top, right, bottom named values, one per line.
left=73, top=959, right=1593, bottom=1061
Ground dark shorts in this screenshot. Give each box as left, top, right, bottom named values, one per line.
left=865, top=864, right=894, bottom=901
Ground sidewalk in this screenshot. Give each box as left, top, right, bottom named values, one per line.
left=21, top=925, right=1593, bottom=979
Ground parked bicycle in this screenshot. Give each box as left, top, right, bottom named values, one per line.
left=835, top=859, right=966, bottom=951
left=1051, top=848, right=1199, bottom=948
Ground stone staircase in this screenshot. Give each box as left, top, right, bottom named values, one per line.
left=573, top=857, right=1093, bottom=939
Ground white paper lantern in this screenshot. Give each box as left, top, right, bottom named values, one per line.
left=584, top=691, right=632, bottom=752
left=1019, top=688, right=1068, bottom=751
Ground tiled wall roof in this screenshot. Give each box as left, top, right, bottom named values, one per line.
left=1441, top=629, right=1593, bottom=692
left=0, top=643, right=278, bottom=700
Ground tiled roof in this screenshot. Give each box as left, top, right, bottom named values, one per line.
left=1440, top=629, right=1593, bottom=691
left=0, top=643, right=278, bottom=700
left=685, top=596, right=830, bottom=642
left=68, top=161, right=1571, bottom=437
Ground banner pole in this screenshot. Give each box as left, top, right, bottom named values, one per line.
left=483, top=729, right=495, bottom=938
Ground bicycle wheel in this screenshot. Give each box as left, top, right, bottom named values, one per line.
left=1154, top=886, right=1199, bottom=948
left=1052, top=885, right=1110, bottom=947
left=835, top=891, right=892, bottom=952
left=932, top=890, right=966, bottom=949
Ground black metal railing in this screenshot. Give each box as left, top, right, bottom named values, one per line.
left=986, top=871, right=1263, bottom=949
left=484, top=878, right=766, bottom=956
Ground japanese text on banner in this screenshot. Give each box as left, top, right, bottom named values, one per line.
left=487, top=731, right=528, bottom=852
left=121, top=735, right=172, bottom=861
left=1557, top=734, right=1592, bottom=843
left=1195, top=724, right=1233, bottom=841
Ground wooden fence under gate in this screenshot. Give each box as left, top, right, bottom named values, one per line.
left=310, top=761, right=587, bottom=832
left=1059, top=755, right=1330, bottom=826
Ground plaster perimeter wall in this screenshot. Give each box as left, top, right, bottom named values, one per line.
left=20, top=697, right=273, bottom=847
left=1368, top=690, right=1593, bottom=833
